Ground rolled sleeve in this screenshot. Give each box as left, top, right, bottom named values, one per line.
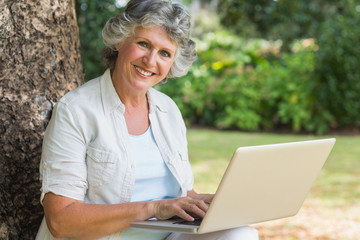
left=40, top=101, right=88, bottom=203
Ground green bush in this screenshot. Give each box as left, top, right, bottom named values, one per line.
left=314, top=0, right=360, bottom=129
left=208, top=44, right=321, bottom=133
left=158, top=30, right=328, bottom=133
left=157, top=30, right=267, bottom=128
left=211, top=70, right=262, bottom=131
left=257, top=50, right=327, bottom=133
left=76, top=0, right=124, bottom=81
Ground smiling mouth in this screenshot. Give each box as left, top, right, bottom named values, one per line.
left=134, top=65, right=154, bottom=77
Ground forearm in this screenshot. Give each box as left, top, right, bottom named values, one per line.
left=44, top=193, right=155, bottom=240
left=44, top=191, right=209, bottom=239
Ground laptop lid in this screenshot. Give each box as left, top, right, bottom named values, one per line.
left=131, top=138, right=336, bottom=234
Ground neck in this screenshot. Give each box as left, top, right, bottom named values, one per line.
left=111, top=70, right=151, bottom=135
left=111, top=70, right=149, bottom=109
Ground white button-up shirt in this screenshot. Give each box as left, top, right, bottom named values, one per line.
left=37, top=69, right=193, bottom=239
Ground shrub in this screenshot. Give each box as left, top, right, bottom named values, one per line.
left=258, top=49, right=325, bottom=133
left=158, top=32, right=325, bottom=133
left=158, top=31, right=274, bottom=130
left=314, top=0, right=360, bottom=130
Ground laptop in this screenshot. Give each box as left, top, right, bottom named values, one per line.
left=131, top=138, right=336, bottom=234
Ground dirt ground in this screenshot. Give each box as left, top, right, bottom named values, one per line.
left=251, top=198, right=360, bottom=240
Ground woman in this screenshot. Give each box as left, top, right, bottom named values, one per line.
left=36, top=0, right=259, bottom=239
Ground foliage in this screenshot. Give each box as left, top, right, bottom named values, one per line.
left=157, top=30, right=259, bottom=128
left=314, top=0, right=360, bottom=129
left=217, top=0, right=337, bottom=51
left=76, top=0, right=124, bottom=81
left=214, top=0, right=360, bottom=132
left=256, top=48, right=330, bottom=133
left=157, top=30, right=326, bottom=133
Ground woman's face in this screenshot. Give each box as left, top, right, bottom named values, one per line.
left=114, top=26, right=177, bottom=93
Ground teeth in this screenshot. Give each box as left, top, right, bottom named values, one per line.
left=135, top=66, right=153, bottom=76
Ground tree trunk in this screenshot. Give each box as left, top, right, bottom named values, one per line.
left=0, top=0, right=83, bottom=238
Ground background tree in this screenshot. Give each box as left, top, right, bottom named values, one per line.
left=314, top=0, right=360, bottom=130
left=214, top=0, right=360, bottom=132
left=0, top=0, right=83, bottom=238
left=76, top=0, right=124, bottom=80
left=217, top=0, right=339, bottom=51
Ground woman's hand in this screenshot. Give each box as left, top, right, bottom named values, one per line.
left=187, top=189, right=214, bottom=205
left=152, top=196, right=208, bottom=221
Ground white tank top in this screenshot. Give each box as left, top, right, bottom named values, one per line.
left=129, top=125, right=181, bottom=202
left=121, top=126, right=180, bottom=240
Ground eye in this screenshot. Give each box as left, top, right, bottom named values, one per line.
left=160, top=50, right=171, bottom=58
left=137, top=41, right=149, bottom=48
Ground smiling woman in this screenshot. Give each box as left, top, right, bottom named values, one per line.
left=34, top=0, right=258, bottom=240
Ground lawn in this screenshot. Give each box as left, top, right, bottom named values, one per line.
left=187, top=128, right=360, bottom=240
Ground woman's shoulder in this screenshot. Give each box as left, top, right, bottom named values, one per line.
left=59, top=77, right=101, bottom=106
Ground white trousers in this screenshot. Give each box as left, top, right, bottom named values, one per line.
left=165, top=226, right=258, bottom=240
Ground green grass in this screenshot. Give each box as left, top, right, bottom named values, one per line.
left=187, top=128, right=360, bottom=208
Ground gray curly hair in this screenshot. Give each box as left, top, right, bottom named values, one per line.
left=102, top=0, right=197, bottom=79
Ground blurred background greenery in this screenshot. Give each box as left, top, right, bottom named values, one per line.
left=76, top=0, right=360, bottom=135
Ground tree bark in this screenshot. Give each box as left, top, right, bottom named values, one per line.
left=0, top=0, right=83, bottom=238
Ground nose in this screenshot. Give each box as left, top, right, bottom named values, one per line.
left=143, top=50, right=156, bottom=66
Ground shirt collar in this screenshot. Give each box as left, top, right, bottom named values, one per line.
left=147, top=88, right=168, bottom=114
left=100, top=69, right=125, bottom=115
left=100, top=69, right=168, bottom=115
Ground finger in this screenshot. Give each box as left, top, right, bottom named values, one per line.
left=196, top=199, right=209, bottom=212
left=187, top=198, right=208, bottom=213
left=154, top=198, right=198, bottom=221
left=182, top=200, right=207, bottom=219
left=169, top=198, right=203, bottom=221
left=176, top=209, right=196, bottom=222
left=204, top=194, right=214, bottom=205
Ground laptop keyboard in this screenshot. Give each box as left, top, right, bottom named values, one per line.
left=173, top=218, right=203, bottom=226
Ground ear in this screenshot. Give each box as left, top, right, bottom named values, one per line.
left=115, top=43, right=122, bottom=51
